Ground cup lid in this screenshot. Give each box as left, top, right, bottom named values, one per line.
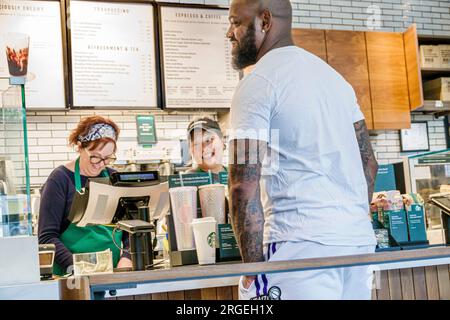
left=169, top=186, right=198, bottom=192
left=191, top=217, right=216, bottom=224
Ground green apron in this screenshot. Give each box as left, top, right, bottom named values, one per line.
left=53, top=158, right=122, bottom=276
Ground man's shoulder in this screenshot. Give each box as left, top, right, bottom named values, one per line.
left=250, top=46, right=326, bottom=83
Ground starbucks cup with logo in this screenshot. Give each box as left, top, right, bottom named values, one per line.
left=191, top=217, right=217, bottom=265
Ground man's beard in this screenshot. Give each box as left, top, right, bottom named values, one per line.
left=231, top=22, right=258, bottom=71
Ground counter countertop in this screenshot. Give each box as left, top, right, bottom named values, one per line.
left=84, top=246, right=450, bottom=290
left=0, top=280, right=60, bottom=300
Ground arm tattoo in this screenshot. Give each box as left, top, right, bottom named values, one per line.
left=228, top=139, right=267, bottom=263
left=354, top=120, right=379, bottom=204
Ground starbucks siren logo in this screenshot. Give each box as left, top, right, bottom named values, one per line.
left=207, top=232, right=216, bottom=248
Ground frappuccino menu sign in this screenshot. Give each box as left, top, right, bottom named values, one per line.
left=70, top=1, right=158, bottom=107
left=160, top=6, right=239, bottom=108
left=0, top=0, right=66, bottom=109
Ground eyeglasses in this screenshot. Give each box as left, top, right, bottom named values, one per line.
left=85, top=149, right=117, bottom=165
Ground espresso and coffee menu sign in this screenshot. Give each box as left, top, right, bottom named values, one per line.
left=70, top=1, right=158, bottom=107
left=0, top=0, right=66, bottom=108
left=160, top=6, right=239, bottom=108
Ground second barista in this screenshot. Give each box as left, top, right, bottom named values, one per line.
left=186, top=117, right=226, bottom=174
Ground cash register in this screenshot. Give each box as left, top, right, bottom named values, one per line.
left=110, top=171, right=159, bottom=271
left=68, top=171, right=167, bottom=271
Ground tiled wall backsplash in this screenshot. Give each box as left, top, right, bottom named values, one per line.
left=370, top=114, right=447, bottom=165
left=23, top=109, right=217, bottom=186
left=162, top=0, right=450, bottom=36
left=4, top=0, right=450, bottom=187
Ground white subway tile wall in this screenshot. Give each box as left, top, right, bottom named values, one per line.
left=371, top=114, right=447, bottom=165
left=21, top=110, right=217, bottom=186
left=8, top=0, right=450, bottom=186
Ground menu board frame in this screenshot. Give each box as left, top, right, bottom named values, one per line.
left=66, top=0, right=162, bottom=109
left=157, top=3, right=236, bottom=110
left=0, top=0, right=70, bottom=110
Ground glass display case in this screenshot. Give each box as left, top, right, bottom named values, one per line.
left=0, top=80, right=32, bottom=237
left=405, top=149, right=450, bottom=243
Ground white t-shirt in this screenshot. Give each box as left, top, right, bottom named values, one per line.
left=229, top=46, right=376, bottom=246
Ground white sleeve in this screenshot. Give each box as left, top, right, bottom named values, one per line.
left=229, top=74, right=274, bottom=142
left=351, top=90, right=365, bottom=123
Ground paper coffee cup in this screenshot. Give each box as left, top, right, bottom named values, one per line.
left=198, top=184, right=225, bottom=224
left=191, top=217, right=217, bottom=265
left=169, top=186, right=198, bottom=251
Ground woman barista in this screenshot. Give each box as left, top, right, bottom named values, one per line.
left=186, top=117, right=227, bottom=174
left=38, top=116, right=132, bottom=275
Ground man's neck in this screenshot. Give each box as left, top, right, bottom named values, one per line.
left=256, top=34, right=294, bottom=62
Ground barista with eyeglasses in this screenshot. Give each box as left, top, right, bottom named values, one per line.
left=38, top=116, right=132, bottom=275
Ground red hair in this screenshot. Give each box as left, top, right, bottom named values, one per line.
left=68, top=116, right=120, bottom=152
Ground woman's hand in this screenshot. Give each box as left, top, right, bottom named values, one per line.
left=117, top=257, right=133, bottom=269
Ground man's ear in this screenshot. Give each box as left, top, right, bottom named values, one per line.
left=261, top=8, right=272, bottom=33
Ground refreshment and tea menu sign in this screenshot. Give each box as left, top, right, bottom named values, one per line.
left=70, top=0, right=158, bottom=108
left=0, top=0, right=66, bottom=108
left=160, top=6, right=239, bottom=108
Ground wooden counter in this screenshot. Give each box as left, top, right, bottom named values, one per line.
left=60, top=246, right=450, bottom=300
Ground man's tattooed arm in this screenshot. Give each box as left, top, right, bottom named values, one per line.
left=354, top=120, right=379, bottom=204
left=228, top=139, right=267, bottom=263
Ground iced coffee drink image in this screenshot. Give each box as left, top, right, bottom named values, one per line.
left=4, top=33, right=30, bottom=77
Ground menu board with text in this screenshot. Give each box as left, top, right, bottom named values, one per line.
left=160, top=6, right=239, bottom=109
left=0, top=0, right=66, bottom=109
left=70, top=0, right=158, bottom=108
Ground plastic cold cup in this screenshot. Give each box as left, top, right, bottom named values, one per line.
left=4, top=33, right=30, bottom=77
left=169, top=186, right=198, bottom=251
left=198, top=184, right=225, bottom=224
left=191, top=217, right=217, bottom=265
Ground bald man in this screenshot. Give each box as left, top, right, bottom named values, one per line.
left=227, top=0, right=378, bottom=300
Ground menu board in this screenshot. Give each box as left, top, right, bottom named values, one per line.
left=70, top=0, right=158, bottom=108
left=160, top=6, right=239, bottom=109
left=0, top=0, right=66, bottom=109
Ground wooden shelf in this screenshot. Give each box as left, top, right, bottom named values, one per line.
left=421, top=68, right=450, bottom=80
left=418, top=34, right=450, bottom=45
left=418, top=34, right=450, bottom=84
left=414, top=100, right=450, bottom=116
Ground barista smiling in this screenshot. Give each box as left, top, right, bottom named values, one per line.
left=186, top=117, right=226, bottom=174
